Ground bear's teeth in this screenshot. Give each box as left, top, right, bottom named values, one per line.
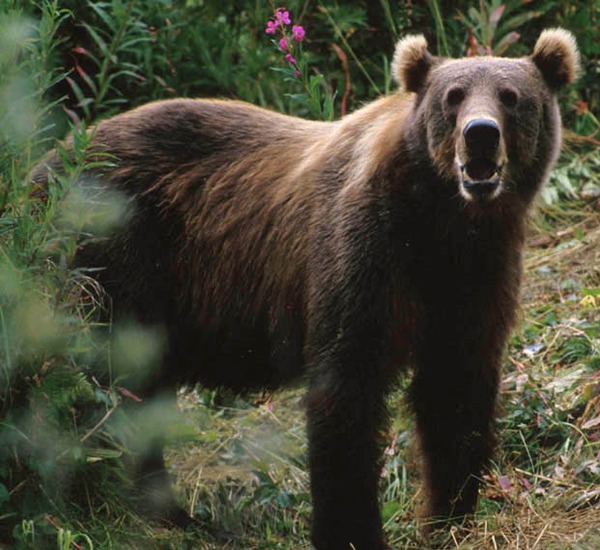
left=463, top=159, right=500, bottom=182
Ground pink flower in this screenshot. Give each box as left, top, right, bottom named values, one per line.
left=275, top=8, right=291, bottom=25
left=294, top=69, right=301, bottom=78
left=292, top=25, right=305, bottom=42
left=285, top=53, right=296, bottom=65
left=265, top=21, right=278, bottom=35
left=279, top=37, right=288, bottom=51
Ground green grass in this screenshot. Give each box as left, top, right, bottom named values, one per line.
left=0, top=1, right=599, bottom=548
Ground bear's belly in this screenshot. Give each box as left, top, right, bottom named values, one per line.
left=167, top=316, right=306, bottom=392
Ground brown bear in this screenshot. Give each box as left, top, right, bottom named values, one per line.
left=32, top=28, right=579, bottom=550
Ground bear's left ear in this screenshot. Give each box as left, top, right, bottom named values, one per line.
left=392, top=35, right=437, bottom=93
left=531, top=28, right=580, bottom=91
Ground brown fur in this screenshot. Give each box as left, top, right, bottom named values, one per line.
left=32, top=29, right=578, bottom=550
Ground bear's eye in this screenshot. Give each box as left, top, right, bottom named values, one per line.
left=499, top=88, right=519, bottom=108
left=446, top=87, right=465, bottom=107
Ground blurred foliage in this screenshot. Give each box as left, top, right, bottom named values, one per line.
left=0, top=0, right=598, bottom=547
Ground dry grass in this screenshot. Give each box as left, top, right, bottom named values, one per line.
left=525, top=207, right=600, bottom=300
left=450, top=503, right=600, bottom=549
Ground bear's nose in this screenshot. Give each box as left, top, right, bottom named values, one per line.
left=463, top=118, right=500, bottom=155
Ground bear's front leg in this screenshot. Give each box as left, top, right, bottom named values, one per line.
left=410, top=306, right=505, bottom=535
left=305, top=228, right=394, bottom=548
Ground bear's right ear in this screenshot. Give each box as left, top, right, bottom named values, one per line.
left=392, top=35, right=436, bottom=93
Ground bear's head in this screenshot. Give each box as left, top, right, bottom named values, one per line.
left=392, top=29, right=579, bottom=205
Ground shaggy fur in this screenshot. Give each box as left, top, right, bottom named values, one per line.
left=32, top=29, right=578, bottom=550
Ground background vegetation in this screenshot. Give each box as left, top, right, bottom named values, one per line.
left=0, top=0, right=598, bottom=548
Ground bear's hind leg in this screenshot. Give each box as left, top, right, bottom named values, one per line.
left=133, top=437, right=194, bottom=528
left=306, top=372, right=390, bottom=550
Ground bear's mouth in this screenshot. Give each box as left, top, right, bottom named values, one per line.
left=460, top=159, right=503, bottom=200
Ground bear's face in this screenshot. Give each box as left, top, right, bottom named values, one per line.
left=424, top=57, right=547, bottom=202
left=392, top=29, right=579, bottom=204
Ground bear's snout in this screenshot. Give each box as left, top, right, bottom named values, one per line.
left=463, top=119, right=500, bottom=157
left=457, top=117, right=505, bottom=203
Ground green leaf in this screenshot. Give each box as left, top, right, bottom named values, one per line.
left=498, top=11, right=543, bottom=37
left=75, top=65, right=97, bottom=95
left=0, top=483, right=9, bottom=505
left=583, top=287, right=600, bottom=297
left=120, top=37, right=151, bottom=50
left=490, top=5, right=505, bottom=26
left=88, top=2, right=117, bottom=33
left=493, top=32, right=520, bottom=56
left=308, top=74, right=323, bottom=94
left=381, top=500, right=403, bottom=523
left=83, top=23, right=108, bottom=53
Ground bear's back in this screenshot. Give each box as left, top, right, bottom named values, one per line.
left=69, top=100, right=334, bottom=389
